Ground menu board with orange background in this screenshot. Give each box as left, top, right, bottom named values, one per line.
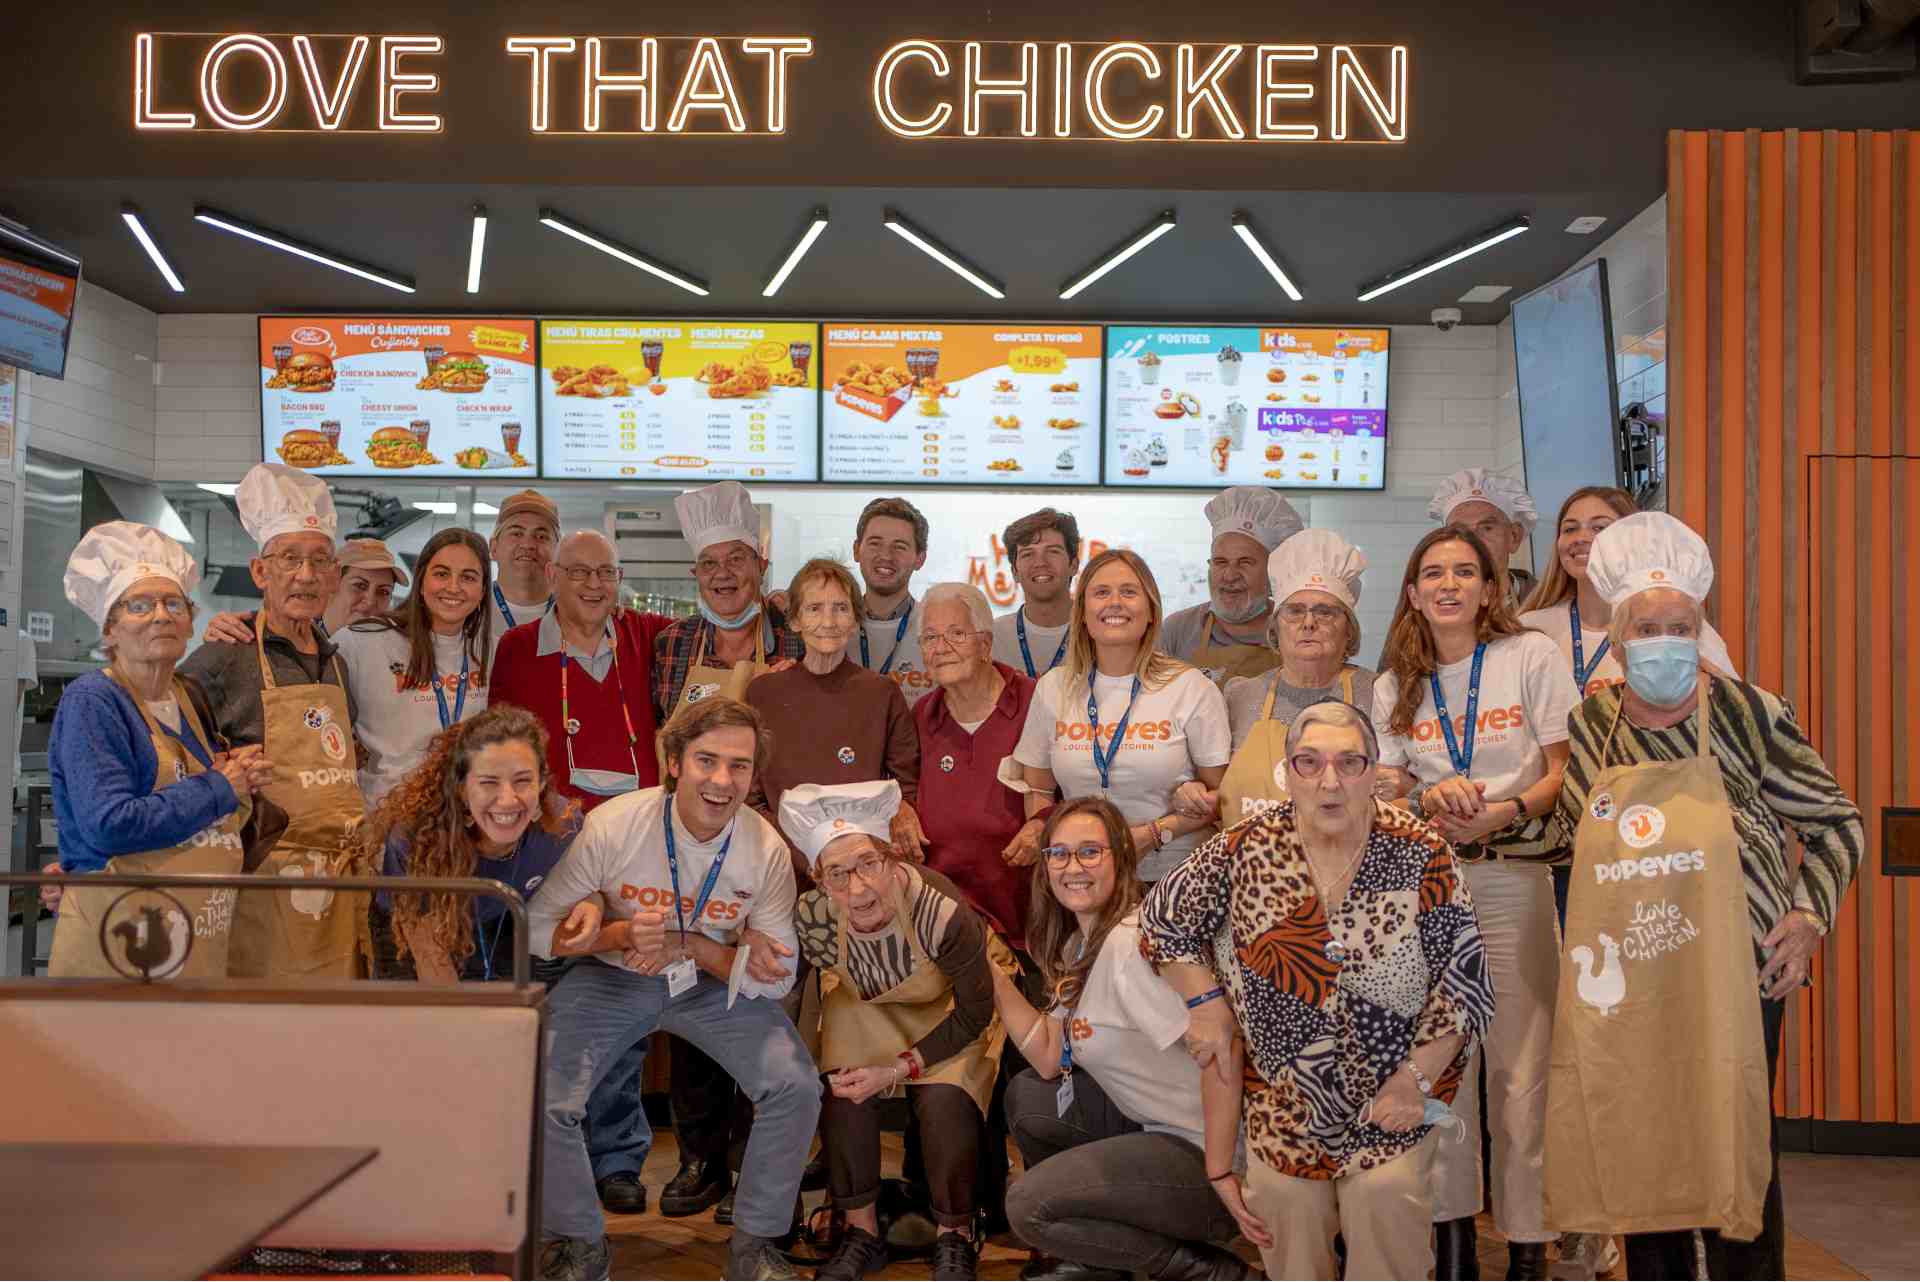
left=821, top=323, right=1101, bottom=485
left=258, top=317, right=539, bottom=478
left=540, top=319, right=819, bottom=481
left=0, top=248, right=80, bottom=379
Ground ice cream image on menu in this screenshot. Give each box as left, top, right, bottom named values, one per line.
left=1216, top=344, right=1243, bottom=386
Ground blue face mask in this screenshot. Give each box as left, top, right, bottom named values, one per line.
left=698, top=597, right=762, bottom=630
left=1624, top=636, right=1699, bottom=706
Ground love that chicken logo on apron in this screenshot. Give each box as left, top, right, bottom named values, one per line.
left=1618, top=804, right=1666, bottom=849
left=1568, top=932, right=1624, bottom=1015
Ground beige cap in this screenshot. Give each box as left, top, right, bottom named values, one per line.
left=495, top=489, right=559, bottom=532
left=339, top=538, right=409, bottom=586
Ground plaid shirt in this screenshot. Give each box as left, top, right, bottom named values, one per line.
left=650, top=604, right=804, bottom=721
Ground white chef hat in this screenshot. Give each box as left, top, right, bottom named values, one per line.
left=1205, top=486, right=1305, bottom=553
left=64, top=521, right=201, bottom=631
left=1428, top=468, right=1538, bottom=530
left=779, top=779, right=900, bottom=868
left=235, top=462, right=338, bottom=550
left=676, top=481, right=761, bottom=557
left=1584, top=512, right=1715, bottom=607
left=1267, top=529, right=1367, bottom=610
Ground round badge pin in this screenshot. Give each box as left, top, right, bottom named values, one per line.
left=939, top=754, right=955, bottom=773
left=837, top=746, right=856, bottom=765
left=565, top=718, right=582, bottom=736
left=1324, top=939, right=1348, bottom=964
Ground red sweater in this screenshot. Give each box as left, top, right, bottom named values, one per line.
left=490, top=609, right=674, bottom=812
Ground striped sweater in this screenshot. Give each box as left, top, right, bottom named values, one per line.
left=1553, top=675, right=1864, bottom=946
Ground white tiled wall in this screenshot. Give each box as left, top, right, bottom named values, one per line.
left=153, top=313, right=265, bottom=483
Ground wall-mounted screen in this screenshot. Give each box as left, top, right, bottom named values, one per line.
left=258, top=316, right=539, bottom=478
left=821, top=323, right=1102, bottom=485
left=1104, top=325, right=1389, bottom=489
left=540, top=319, right=819, bottom=481
left=0, top=244, right=81, bottom=379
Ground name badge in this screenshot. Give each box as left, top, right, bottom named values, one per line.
left=1055, top=1072, right=1075, bottom=1118
left=666, top=957, right=698, bottom=999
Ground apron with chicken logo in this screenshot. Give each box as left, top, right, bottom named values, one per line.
left=48, top=671, right=250, bottom=980
left=816, top=871, right=1016, bottom=1116
left=1218, top=667, right=1357, bottom=824
left=654, top=616, right=773, bottom=776
left=1544, top=678, right=1769, bottom=1239
left=1189, top=611, right=1283, bottom=687
left=228, top=630, right=368, bottom=980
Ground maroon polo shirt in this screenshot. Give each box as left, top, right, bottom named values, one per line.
left=914, top=661, right=1036, bottom=949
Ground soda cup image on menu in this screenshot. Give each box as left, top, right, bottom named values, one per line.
left=320, top=419, right=342, bottom=451
left=641, top=341, right=664, bottom=380
left=409, top=419, right=431, bottom=450
left=788, top=341, right=812, bottom=379
left=501, top=422, right=523, bottom=455
left=904, top=347, right=941, bottom=384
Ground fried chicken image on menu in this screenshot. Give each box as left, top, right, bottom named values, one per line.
left=836, top=362, right=913, bottom=396
left=709, top=361, right=774, bottom=399
left=551, top=364, right=631, bottom=398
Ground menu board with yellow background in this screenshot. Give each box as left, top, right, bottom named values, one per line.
left=540, top=320, right=819, bottom=481
left=258, top=317, right=538, bottom=478
left=821, top=323, right=1101, bottom=485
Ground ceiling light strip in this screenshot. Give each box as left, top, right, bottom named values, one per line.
left=1355, top=214, right=1531, bottom=302
left=1230, top=212, right=1302, bottom=302
left=538, top=208, right=710, bottom=297
left=882, top=209, right=1005, bottom=299
left=0, top=220, right=81, bottom=267
left=466, top=204, right=488, bottom=295
left=1059, top=209, right=1177, bottom=301
left=121, top=205, right=186, bottom=293
left=193, top=206, right=416, bottom=293
left=763, top=208, right=829, bottom=297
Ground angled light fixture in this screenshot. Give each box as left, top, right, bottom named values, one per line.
left=121, top=203, right=185, bottom=293
left=539, top=208, right=709, bottom=297
left=1356, top=214, right=1531, bottom=302
left=194, top=205, right=415, bottom=293
left=0, top=218, right=80, bottom=267
left=1230, top=211, right=1301, bottom=302
left=413, top=501, right=458, bottom=515
left=882, top=208, right=1004, bottom=300
left=763, top=207, right=829, bottom=298
left=466, top=203, right=488, bottom=294
left=1060, top=209, right=1177, bottom=301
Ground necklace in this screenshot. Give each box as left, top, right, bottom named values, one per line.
left=1302, top=833, right=1367, bottom=963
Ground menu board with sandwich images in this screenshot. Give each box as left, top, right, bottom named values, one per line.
left=259, top=317, right=538, bottom=478
left=1104, top=325, right=1390, bottom=490
left=820, top=324, right=1102, bottom=485
left=539, top=320, right=819, bottom=481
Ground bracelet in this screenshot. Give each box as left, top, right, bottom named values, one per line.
left=1791, top=907, right=1827, bottom=936
left=1186, top=986, right=1226, bottom=1009
left=897, top=1050, right=923, bottom=1081
left=1206, top=1169, right=1234, bottom=1182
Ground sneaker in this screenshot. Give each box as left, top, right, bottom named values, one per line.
left=932, top=1230, right=979, bottom=1281
left=725, top=1231, right=800, bottom=1281
left=1552, top=1233, right=1621, bottom=1280
left=814, top=1225, right=889, bottom=1280
left=596, top=1172, right=647, bottom=1215
left=538, top=1235, right=611, bottom=1281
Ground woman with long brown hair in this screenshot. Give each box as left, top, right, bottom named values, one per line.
left=1012, top=549, right=1231, bottom=882
left=996, top=798, right=1252, bottom=1281
left=1372, top=525, right=1581, bottom=1280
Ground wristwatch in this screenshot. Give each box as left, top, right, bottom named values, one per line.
left=1403, top=1060, right=1433, bottom=1097
left=1153, top=817, right=1177, bottom=849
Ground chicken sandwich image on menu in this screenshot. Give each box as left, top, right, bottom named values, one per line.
left=276, top=428, right=350, bottom=469
left=366, top=425, right=439, bottom=469
left=266, top=351, right=335, bottom=392
left=417, top=350, right=490, bottom=393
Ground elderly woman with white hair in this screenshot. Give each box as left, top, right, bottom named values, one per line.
left=1547, top=512, right=1863, bottom=1281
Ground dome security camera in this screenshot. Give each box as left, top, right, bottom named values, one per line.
left=1431, top=307, right=1463, bottom=332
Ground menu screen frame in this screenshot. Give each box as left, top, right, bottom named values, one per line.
left=0, top=246, right=81, bottom=380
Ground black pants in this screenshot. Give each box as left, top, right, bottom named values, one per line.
left=671, top=1035, right=753, bottom=1172
left=1622, top=997, right=1787, bottom=1280
left=825, top=1079, right=980, bottom=1228
left=1004, top=1067, right=1239, bottom=1274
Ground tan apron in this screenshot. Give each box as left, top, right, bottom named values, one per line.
left=816, top=874, right=1016, bottom=1116
left=655, top=617, right=771, bottom=776
left=48, top=671, right=250, bottom=979
left=228, top=630, right=368, bottom=980
left=1218, top=667, right=1357, bottom=824
left=1544, top=678, right=1770, bottom=1240
left=1190, top=610, right=1283, bottom=686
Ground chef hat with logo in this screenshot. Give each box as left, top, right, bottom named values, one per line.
left=235, top=462, right=338, bottom=551
left=339, top=538, right=409, bottom=586
left=64, top=521, right=202, bottom=631
left=1204, top=486, right=1305, bottom=553
left=1428, top=467, right=1538, bottom=531
left=1584, top=511, right=1715, bottom=608
left=1267, top=528, right=1367, bottom=610
left=675, top=481, right=761, bottom=557
left=779, top=779, right=901, bottom=868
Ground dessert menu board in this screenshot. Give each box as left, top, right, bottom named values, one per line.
left=821, top=323, right=1101, bottom=485
left=258, top=317, right=538, bottom=478
left=540, top=320, right=819, bottom=481
left=1104, top=326, right=1390, bottom=490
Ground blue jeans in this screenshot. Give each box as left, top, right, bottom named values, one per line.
left=584, top=1037, right=651, bottom=1181
left=544, top=959, right=821, bottom=1241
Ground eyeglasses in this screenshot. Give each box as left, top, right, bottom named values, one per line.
left=119, top=594, right=192, bottom=618
left=559, top=565, right=623, bottom=584
left=265, top=551, right=339, bottom=575
left=1288, top=751, right=1374, bottom=779
left=694, top=550, right=758, bottom=578
left=1042, top=842, right=1111, bottom=869
left=1280, top=603, right=1343, bottom=625
left=818, top=854, right=889, bottom=891
left=918, top=627, right=986, bottom=651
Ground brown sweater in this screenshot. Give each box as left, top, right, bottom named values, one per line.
left=746, top=658, right=921, bottom=884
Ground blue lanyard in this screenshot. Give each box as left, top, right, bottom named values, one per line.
left=1569, top=601, right=1610, bottom=691
left=493, top=584, right=554, bottom=631
left=859, top=609, right=912, bottom=675
left=433, top=647, right=471, bottom=729
left=1016, top=608, right=1068, bottom=679
left=475, top=902, right=507, bottom=982
left=1429, top=643, right=1486, bottom=776
left=1087, top=676, right=1143, bottom=790
left=1058, top=1028, right=1073, bottom=1076
left=662, top=805, right=735, bottom=944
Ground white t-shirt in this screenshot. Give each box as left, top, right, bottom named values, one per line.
left=1053, top=915, right=1205, bottom=1148
left=1371, top=631, right=1580, bottom=803
left=526, top=786, right=798, bottom=1004
left=1518, top=602, right=1740, bottom=700
left=992, top=609, right=1072, bottom=680
left=333, top=623, right=489, bottom=807
left=1015, top=665, right=1232, bottom=881
left=488, top=588, right=551, bottom=663
left=846, top=599, right=936, bottom=709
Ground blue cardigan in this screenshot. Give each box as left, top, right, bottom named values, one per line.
left=49, top=670, right=239, bottom=873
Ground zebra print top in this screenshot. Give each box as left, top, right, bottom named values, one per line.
left=1553, top=675, right=1864, bottom=946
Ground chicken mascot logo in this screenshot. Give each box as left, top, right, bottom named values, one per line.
left=100, top=889, right=193, bottom=982
left=1569, top=932, right=1624, bottom=1016
left=1618, top=804, right=1666, bottom=850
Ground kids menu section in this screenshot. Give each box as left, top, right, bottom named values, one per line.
left=1104, top=326, right=1391, bottom=490
left=259, top=317, right=539, bottom=478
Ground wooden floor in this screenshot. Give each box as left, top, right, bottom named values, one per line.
left=608, top=1134, right=1865, bottom=1280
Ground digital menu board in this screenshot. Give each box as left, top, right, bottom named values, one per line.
left=0, top=246, right=80, bottom=379
left=821, top=323, right=1101, bottom=485
left=1104, top=326, right=1390, bottom=490
left=540, top=320, right=819, bottom=481
left=259, top=317, right=538, bottom=478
